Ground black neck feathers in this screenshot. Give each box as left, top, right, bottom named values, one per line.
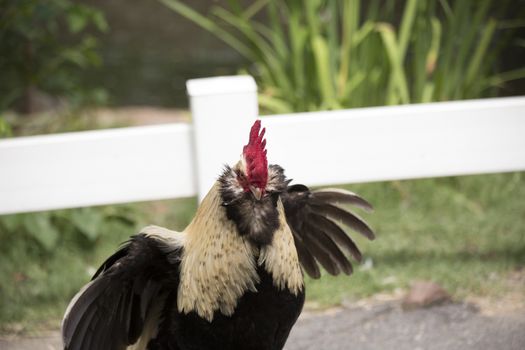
left=218, top=165, right=287, bottom=247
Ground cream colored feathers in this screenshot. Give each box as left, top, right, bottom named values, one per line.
left=160, top=182, right=305, bottom=322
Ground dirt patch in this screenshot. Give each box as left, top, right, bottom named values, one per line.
left=467, top=268, right=525, bottom=316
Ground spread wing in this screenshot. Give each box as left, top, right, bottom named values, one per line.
left=281, top=185, right=374, bottom=279
left=62, top=227, right=183, bottom=350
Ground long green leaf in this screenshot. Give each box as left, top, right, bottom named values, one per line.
left=438, top=0, right=468, bottom=99
left=352, top=21, right=375, bottom=47
left=304, top=0, right=322, bottom=36
left=426, top=18, right=441, bottom=77
left=421, top=83, right=435, bottom=103
left=288, top=7, right=307, bottom=109
left=338, top=0, right=360, bottom=97
left=211, top=7, right=293, bottom=93
left=243, top=0, right=269, bottom=19
left=377, top=23, right=410, bottom=104
left=266, top=0, right=288, bottom=61
left=465, top=18, right=497, bottom=94
left=159, top=0, right=255, bottom=60
left=451, top=0, right=491, bottom=99
left=487, top=67, right=525, bottom=87
left=312, top=35, right=337, bottom=108
left=421, top=18, right=441, bottom=103
left=327, top=0, right=339, bottom=91
left=342, top=71, right=366, bottom=100
left=398, top=0, right=418, bottom=59
left=258, top=94, right=294, bottom=114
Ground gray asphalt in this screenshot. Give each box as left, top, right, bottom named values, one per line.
left=286, top=302, right=525, bottom=350
left=1, top=302, right=524, bottom=350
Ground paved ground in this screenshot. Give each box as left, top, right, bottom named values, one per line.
left=286, top=302, right=525, bottom=350
left=1, top=301, right=524, bottom=350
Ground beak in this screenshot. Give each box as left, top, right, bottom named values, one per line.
left=250, top=186, right=263, bottom=201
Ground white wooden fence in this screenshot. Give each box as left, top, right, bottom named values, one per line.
left=1, top=75, right=524, bottom=215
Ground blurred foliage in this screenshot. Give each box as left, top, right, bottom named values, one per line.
left=161, top=0, right=525, bottom=114
left=0, top=198, right=197, bottom=332
left=0, top=205, right=141, bottom=328
left=0, top=207, right=138, bottom=253
left=1, top=107, right=123, bottom=137
left=0, top=115, right=13, bottom=137
left=0, top=0, right=109, bottom=113
left=0, top=2, right=128, bottom=329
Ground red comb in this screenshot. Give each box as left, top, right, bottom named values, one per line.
left=243, top=120, right=268, bottom=189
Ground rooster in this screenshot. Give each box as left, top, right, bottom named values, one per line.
left=62, top=120, right=374, bottom=350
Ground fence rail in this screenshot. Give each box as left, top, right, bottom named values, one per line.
left=1, top=76, right=524, bottom=215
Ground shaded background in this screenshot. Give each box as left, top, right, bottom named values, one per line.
left=83, top=0, right=525, bottom=107
left=82, top=0, right=244, bottom=107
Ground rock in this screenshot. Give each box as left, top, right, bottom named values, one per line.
left=402, top=281, right=451, bottom=310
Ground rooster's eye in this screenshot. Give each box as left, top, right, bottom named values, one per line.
left=236, top=173, right=250, bottom=192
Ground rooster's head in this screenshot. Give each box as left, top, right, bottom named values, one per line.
left=218, top=120, right=288, bottom=246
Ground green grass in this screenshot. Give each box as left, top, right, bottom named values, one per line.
left=1, top=172, right=524, bottom=333
left=306, top=172, right=525, bottom=305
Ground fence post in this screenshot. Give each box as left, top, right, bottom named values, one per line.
left=187, top=76, right=258, bottom=201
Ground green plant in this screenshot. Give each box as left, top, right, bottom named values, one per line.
left=384, top=0, right=525, bottom=103
left=0, top=205, right=141, bottom=328
left=0, top=115, right=12, bottom=137
left=0, top=0, right=108, bottom=113
left=0, top=206, right=139, bottom=253
left=0, top=198, right=196, bottom=332
left=160, top=0, right=525, bottom=113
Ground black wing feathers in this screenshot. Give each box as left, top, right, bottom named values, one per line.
left=299, top=223, right=339, bottom=275
left=309, top=214, right=363, bottom=262
left=62, top=234, right=181, bottom=350
left=305, top=222, right=354, bottom=275
left=281, top=185, right=374, bottom=279
left=92, top=243, right=129, bottom=280
left=310, top=202, right=375, bottom=240
left=292, top=233, right=321, bottom=279
left=310, top=189, right=373, bottom=212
